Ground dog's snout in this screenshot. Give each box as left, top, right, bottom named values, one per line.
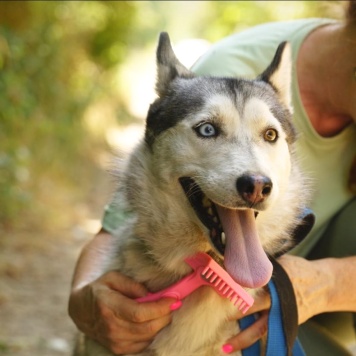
left=236, top=174, right=273, bottom=205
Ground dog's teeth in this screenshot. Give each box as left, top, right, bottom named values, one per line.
left=207, top=207, right=213, bottom=216
left=221, top=232, right=226, bottom=245
left=202, top=196, right=211, bottom=208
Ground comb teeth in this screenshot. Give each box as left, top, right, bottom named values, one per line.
left=202, top=266, right=251, bottom=312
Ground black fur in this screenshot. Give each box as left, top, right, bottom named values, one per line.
left=145, top=34, right=295, bottom=148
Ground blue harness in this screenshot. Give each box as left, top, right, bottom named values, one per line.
left=239, top=278, right=305, bottom=356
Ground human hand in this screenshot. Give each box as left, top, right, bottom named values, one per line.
left=221, top=288, right=271, bottom=353
left=221, top=254, right=336, bottom=353
left=277, top=254, right=330, bottom=324
left=68, top=270, right=179, bottom=355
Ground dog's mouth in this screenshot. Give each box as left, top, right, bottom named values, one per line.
left=179, top=177, right=273, bottom=289
left=179, top=177, right=225, bottom=255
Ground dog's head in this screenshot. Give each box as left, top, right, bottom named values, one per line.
left=143, top=32, right=300, bottom=288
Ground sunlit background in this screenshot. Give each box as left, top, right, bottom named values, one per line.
left=0, top=1, right=348, bottom=355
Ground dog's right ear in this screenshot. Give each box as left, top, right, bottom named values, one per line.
left=155, top=32, right=195, bottom=97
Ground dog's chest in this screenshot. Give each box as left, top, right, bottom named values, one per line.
left=143, top=287, right=239, bottom=356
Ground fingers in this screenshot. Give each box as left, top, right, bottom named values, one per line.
left=222, top=311, right=269, bottom=354
left=246, top=289, right=271, bottom=315
left=128, top=312, right=173, bottom=340
left=114, top=296, right=176, bottom=323
left=104, top=340, right=152, bottom=355
left=100, top=271, right=179, bottom=322
left=102, top=299, right=175, bottom=340
left=70, top=269, right=181, bottom=355
left=100, top=270, right=148, bottom=299
left=227, top=287, right=271, bottom=321
left=92, top=298, right=176, bottom=354
left=89, top=268, right=172, bottom=354
left=100, top=311, right=173, bottom=342
left=223, top=288, right=271, bottom=353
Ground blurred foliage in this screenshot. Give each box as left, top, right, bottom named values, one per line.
left=0, top=1, right=344, bottom=231
left=0, top=1, right=136, bottom=229
left=202, top=1, right=343, bottom=41
left=125, top=1, right=343, bottom=46
left=89, top=2, right=136, bottom=69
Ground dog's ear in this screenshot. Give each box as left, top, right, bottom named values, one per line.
left=155, top=32, right=195, bottom=97
left=259, top=42, right=292, bottom=111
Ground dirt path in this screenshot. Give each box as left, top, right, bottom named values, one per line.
left=0, top=167, right=113, bottom=356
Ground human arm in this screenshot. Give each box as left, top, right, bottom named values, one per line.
left=279, top=255, right=356, bottom=323
left=68, top=229, right=177, bottom=355
left=222, top=255, right=356, bottom=353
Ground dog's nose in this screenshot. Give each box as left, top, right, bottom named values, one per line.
left=236, top=174, right=273, bottom=205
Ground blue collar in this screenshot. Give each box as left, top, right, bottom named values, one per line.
left=239, top=278, right=305, bottom=356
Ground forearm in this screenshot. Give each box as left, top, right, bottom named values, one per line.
left=278, top=255, right=356, bottom=324
left=71, top=229, right=114, bottom=290
left=321, top=256, right=356, bottom=312
left=68, top=230, right=171, bottom=355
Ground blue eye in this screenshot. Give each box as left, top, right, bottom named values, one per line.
left=195, top=123, right=218, bottom=138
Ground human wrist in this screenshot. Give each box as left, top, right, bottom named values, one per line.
left=318, top=256, right=356, bottom=312
left=308, top=258, right=334, bottom=315
left=277, top=255, right=331, bottom=323
left=68, top=283, right=86, bottom=315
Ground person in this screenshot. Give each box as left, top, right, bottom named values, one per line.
left=68, top=1, right=356, bottom=355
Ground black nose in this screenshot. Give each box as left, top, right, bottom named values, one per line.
left=236, top=174, right=273, bottom=205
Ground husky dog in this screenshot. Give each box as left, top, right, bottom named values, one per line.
left=78, top=32, right=309, bottom=356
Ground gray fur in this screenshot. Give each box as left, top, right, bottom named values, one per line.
left=75, top=33, right=310, bottom=356
left=146, top=34, right=294, bottom=148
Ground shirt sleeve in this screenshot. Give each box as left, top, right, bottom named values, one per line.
left=101, top=193, right=133, bottom=235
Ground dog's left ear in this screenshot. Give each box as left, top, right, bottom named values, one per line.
left=155, top=32, right=195, bottom=97
left=259, top=42, right=292, bottom=111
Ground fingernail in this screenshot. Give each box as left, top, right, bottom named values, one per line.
left=222, top=344, right=233, bottom=354
left=170, top=300, right=182, bottom=311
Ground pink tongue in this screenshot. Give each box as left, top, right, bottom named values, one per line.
left=216, top=206, right=273, bottom=288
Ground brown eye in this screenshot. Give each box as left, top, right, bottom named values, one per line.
left=264, top=128, right=278, bottom=142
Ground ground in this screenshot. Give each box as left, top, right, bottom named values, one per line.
left=0, top=162, right=113, bottom=356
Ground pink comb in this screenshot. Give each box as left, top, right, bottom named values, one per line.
left=136, top=252, right=254, bottom=313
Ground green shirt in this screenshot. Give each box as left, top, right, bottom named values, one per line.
left=103, top=19, right=356, bottom=256
left=191, top=18, right=356, bottom=256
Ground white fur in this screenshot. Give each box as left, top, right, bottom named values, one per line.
left=268, top=43, right=293, bottom=111
left=74, top=38, right=310, bottom=356
left=75, top=95, right=309, bottom=356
